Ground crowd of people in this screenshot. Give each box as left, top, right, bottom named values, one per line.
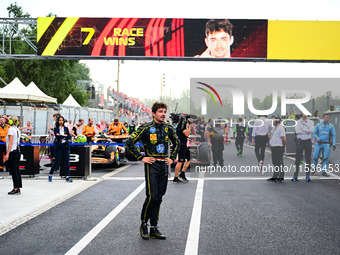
left=1, top=105, right=338, bottom=197
left=106, top=86, right=152, bottom=118
left=48, top=114, right=147, bottom=143
left=0, top=112, right=150, bottom=193
left=177, top=109, right=337, bottom=184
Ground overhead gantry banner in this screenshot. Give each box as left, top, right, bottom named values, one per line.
left=37, top=17, right=340, bottom=61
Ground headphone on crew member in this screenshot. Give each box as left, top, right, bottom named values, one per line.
left=8, top=116, right=19, bottom=126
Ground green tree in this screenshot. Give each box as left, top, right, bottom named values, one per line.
left=0, top=3, right=91, bottom=106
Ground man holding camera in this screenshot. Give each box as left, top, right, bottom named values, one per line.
left=173, top=115, right=191, bottom=183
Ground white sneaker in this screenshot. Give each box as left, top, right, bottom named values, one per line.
left=259, top=161, right=264, bottom=171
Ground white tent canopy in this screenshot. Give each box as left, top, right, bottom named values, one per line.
left=0, top=77, right=57, bottom=103
left=27, top=82, right=57, bottom=103
left=0, top=77, right=37, bottom=101
left=62, top=94, right=81, bottom=107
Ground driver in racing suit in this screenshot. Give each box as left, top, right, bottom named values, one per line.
left=126, top=102, right=179, bottom=240
left=312, top=113, right=336, bottom=176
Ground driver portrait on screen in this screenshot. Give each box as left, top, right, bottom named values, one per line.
left=198, top=19, right=234, bottom=58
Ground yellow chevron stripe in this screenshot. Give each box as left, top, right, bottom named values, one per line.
left=37, top=17, right=55, bottom=43
left=42, top=17, right=79, bottom=56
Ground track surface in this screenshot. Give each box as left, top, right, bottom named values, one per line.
left=1, top=144, right=340, bottom=255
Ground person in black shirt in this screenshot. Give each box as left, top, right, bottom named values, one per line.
left=173, top=117, right=191, bottom=183
left=48, top=116, right=72, bottom=182
left=71, top=119, right=84, bottom=138
left=128, top=120, right=136, bottom=135
left=233, top=117, right=247, bottom=157
left=206, top=119, right=228, bottom=166
left=196, top=117, right=206, bottom=142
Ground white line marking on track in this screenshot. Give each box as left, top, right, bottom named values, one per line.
left=185, top=179, right=204, bottom=255
left=101, top=165, right=131, bottom=178
left=104, top=176, right=339, bottom=181
left=103, top=176, right=145, bottom=180
left=65, top=182, right=144, bottom=255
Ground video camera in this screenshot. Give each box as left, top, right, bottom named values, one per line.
left=170, top=113, right=197, bottom=131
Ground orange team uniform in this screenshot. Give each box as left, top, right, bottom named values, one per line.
left=0, top=124, right=9, bottom=168
left=82, top=124, right=96, bottom=139
left=108, top=122, right=127, bottom=135
left=0, top=124, right=10, bottom=143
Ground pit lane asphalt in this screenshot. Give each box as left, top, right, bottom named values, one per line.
left=0, top=143, right=339, bottom=255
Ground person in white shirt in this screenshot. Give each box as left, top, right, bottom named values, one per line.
left=20, top=121, right=33, bottom=139
left=267, top=116, right=286, bottom=183
left=292, top=113, right=314, bottom=182
left=252, top=116, right=271, bottom=170
left=5, top=116, right=22, bottom=195
left=66, top=119, right=74, bottom=133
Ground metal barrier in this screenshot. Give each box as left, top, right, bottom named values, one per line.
left=0, top=141, right=142, bottom=178
left=0, top=105, right=151, bottom=136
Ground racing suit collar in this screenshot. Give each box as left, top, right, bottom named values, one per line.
left=152, top=120, right=164, bottom=126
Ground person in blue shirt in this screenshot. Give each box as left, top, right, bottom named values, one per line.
left=312, top=113, right=336, bottom=176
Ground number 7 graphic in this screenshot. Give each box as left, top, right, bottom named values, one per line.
left=81, top=27, right=95, bottom=45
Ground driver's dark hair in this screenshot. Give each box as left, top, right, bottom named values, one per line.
left=151, top=102, right=167, bottom=113
left=323, top=113, right=330, bottom=118
left=205, top=19, right=233, bottom=37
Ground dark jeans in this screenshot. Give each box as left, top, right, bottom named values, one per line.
left=0, top=143, right=6, bottom=167
left=235, top=137, right=245, bottom=153
left=8, top=150, right=22, bottom=189
left=49, top=143, right=70, bottom=176
left=294, top=139, right=312, bottom=178
left=271, top=146, right=285, bottom=179
left=255, top=135, right=268, bottom=162
left=212, top=139, right=224, bottom=166
left=141, top=161, right=168, bottom=226
left=248, top=127, right=253, bottom=143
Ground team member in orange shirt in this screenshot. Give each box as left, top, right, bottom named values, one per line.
left=82, top=118, right=97, bottom=143
left=0, top=116, right=10, bottom=171
left=108, top=118, right=128, bottom=135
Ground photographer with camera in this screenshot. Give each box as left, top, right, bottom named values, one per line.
left=173, top=114, right=192, bottom=183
